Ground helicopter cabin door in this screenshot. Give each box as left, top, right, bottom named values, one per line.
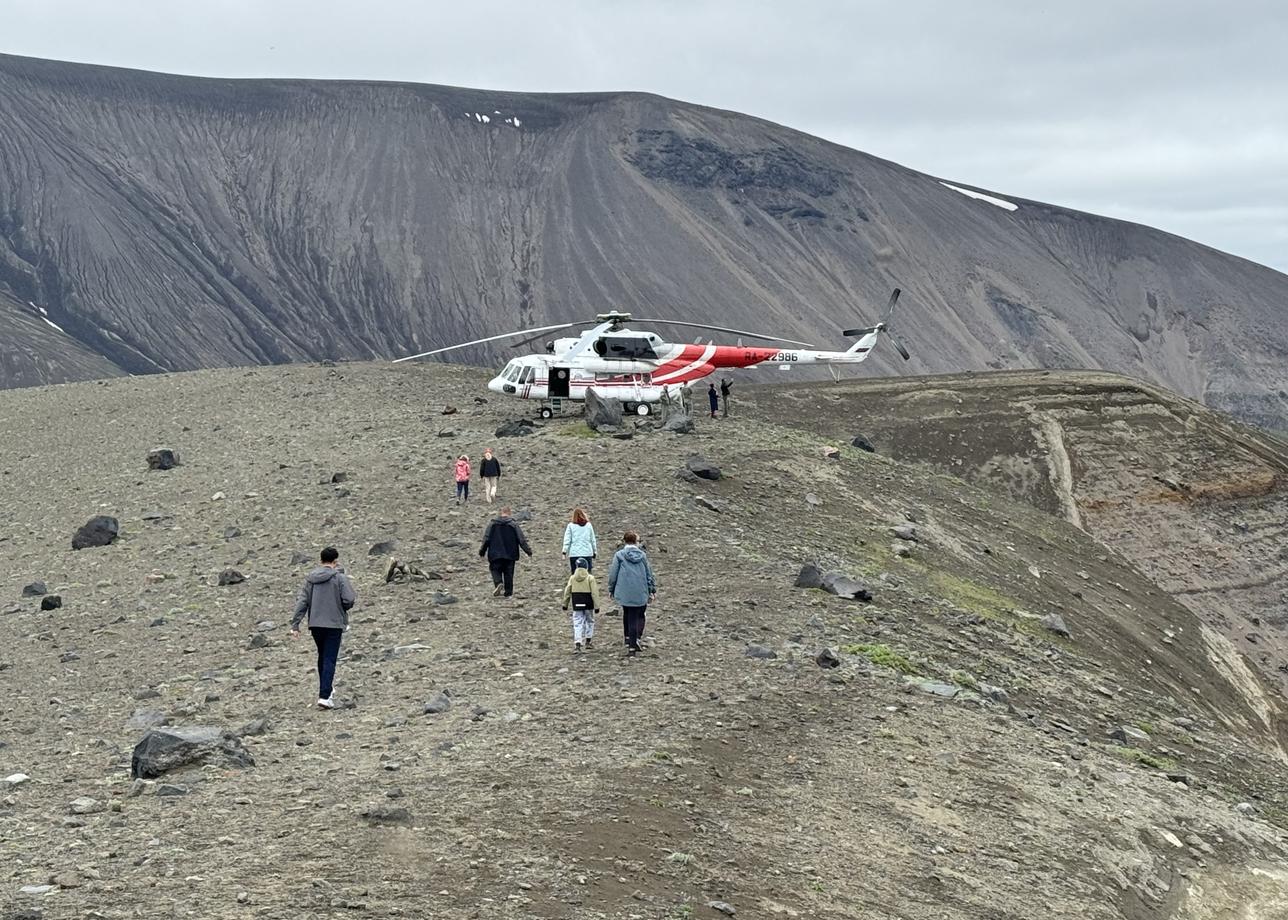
left=549, top=366, right=571, bottom=399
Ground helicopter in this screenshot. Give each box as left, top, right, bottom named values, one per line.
left=393, top=290, right=911, bottom=418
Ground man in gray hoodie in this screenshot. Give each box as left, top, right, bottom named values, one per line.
left=290, top=547, right=357, bottom=709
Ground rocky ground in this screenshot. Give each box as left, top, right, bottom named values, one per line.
left=3, top=362, right=1288, bottom=920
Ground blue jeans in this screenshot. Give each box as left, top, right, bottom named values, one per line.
left=310, top=627, right=343, bottom=699
left=456, top=481, right=469, bottom=502
left=569, top=555, right=594, bottom=573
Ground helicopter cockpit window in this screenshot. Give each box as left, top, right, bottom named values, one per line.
left=504, top=365, right=521, bottom=383
left=519, top=366, right=535, bottom=384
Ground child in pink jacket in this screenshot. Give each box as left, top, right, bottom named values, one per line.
left=455, top=455, right=471, bottom=504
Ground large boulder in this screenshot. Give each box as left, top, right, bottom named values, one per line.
left=851, top=435, right=876, bottom=453
left=662, top=413, right=694, bottom=434
left=72, top=516, right=119, bottom=550
left=146, top=448, right=181, bottom=471
left=794, top=565, right=825, bottom=589
left=584, top=388, right=624, bottom=431
left=821, top=572, right=874, bottom=602
left=130, top=726, right=254, bottom=779
left=685, top=455, right=722, bottom=481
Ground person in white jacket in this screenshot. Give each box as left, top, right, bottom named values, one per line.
left=562, top=507, right=598, bottom=573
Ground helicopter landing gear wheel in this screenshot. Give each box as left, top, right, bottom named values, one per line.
left=539, top=406, right=554, bottom=419
left=636, top=403, right=652, bottom=416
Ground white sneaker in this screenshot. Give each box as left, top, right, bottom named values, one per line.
left=317, top=697, right=335, bottom=709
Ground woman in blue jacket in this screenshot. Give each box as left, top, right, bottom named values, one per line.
left=607, top=530, right=657, bottom=655
left=562, top=507, right=598, bottom=572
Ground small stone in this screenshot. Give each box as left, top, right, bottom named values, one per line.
left=331, top=472, right=349, bottom=483
left=432, top=592, right=458, bottom=606
left=851, top=435, right=876, bottom=452
left=815, top=648, right=841, bottom=669
left=708, top=902, right=737, bottom=916
left=744, top=644, right=778, bottom=660
left=40, top=595, right=62, bottom=611
left=146, top=448, right=181, bottom=470
left=684, top=455, right=722, bottom=481
left=125, top=709, right=169, bottom=731
left=423, top=691, right=453, bottom=715
left=72, top=515, right=120, bottom=550
left=892, top=523, right=918, bottom=542
left=156, top=783, right=190, bottom=796
left=217, top=569, right=245, bottom=587
left=69, top=796, right=104, bottom=815
left=361, top=805, right=412, bottom=826
left=369, top=540, right=398, bottom=556
left=3, top=773, right=30, bottom=786
left=247, top=634, right=268, bottom=649
left=21, top=581, right=47, bottom=597
left=1109, top=725, right=1151, bottom=745
left=1235, top=802, right=1258, bottom=816
left=694, top=496, right=723, bottom=514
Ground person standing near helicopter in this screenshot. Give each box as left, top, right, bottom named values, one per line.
left=720, top=378, right=732, bottom=417
left=479, top=448, right=502, bottom=503
left=707, top=382, right=719, bottom=419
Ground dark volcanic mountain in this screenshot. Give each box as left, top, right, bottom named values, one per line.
left=1, top=54, right=1285, bottom=428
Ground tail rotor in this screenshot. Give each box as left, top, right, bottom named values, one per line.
left=842, top=288, right=912, bottom=361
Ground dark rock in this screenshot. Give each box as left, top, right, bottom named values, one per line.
left=361, top=805, right=413, bottom=826
left=331, top=472, right=349, bottom=483
left=495, top=419, right=535, bottom=438
left=146, top=448, right=181, bottom=471
left=745, top=644, right=778, bottom=660
left=40, top=595, right=63, bottom=611
left=584, top=388, right=624, bottom=431
left=156, top=783, right=190, bottom=796
left=821, top=572, right=874, bottom=602
left=1041, top=613, right=1071, bottom=638
left=290, top=550, right=313, bottom=566
left=611, top=429, right=635, bottom=440
left=369, top=540, right=398, bottom=556
left=441, top=405, right=458, bottom=415
left=662, top=413, right=694, bottom=434
left=432, top=592, right=458, bottom=606
left=72, top=515, right=119, bottom=550
left=851, top=435, right=876, bottom=453
left=223, top=526, right=241, bottom=540
left=815, top=648, right=841, bottom=669
left=794, top=565, right=825, bottom=589
left=21, top=581, right=47, bottom=597
left=423, top=690, right=453, bottom=715
left=247, top=633, right=268, bottom=649
left=685, top=455, right=722, bottom=480
left=437, top=429, right=457, bottom=437
left=217, top=569, right=246, bottom=586
left=130, top=726, right=254, bottom=779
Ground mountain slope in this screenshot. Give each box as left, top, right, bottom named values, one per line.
left=3, top=362, right=1288, bottom=918
left=1, top=53, right=1286, bottom=430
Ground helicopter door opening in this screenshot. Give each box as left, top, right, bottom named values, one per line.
left=549, top=366, right=571, bottom=398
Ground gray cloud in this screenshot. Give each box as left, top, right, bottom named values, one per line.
left=4, top=0, right=1285, bottom=271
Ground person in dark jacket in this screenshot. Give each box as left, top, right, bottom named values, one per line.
left=290, top=547, right=357, bottom=709
left=479, top=448, right=502, bottom=504
left=707, top=382, right=719, bottom=419
left=720, top=378, right=732, bottom=417
left=607, top=531, right=657, bottom=655
left=479, top=507, right=533, bottom=597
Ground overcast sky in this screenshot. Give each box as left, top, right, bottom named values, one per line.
left=3, top=0, right=1285, bottom=273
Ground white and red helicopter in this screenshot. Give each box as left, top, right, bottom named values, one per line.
left=394, top=290, right=911, bottom=417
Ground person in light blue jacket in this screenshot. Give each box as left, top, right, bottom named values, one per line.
left=607, top=531, right=657, bottom=655
left=562, top=507, right=598, bottom=572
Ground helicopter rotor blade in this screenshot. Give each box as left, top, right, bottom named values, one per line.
left=392, top=322, right=592, bottom=363
left=632, top=318, right=816, bottom=348
left=841, top=324, right=880, bottom=338
left=882, top=288, right=902, bottom=323
left=888, top=330, right=912, bottom=361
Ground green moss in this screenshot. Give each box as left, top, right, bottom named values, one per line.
left=1107, top=745, right=1179, bottom=772
left=925, top=569, right=1017, bottom=621
left=841, top=643, right=919, bottom=675
left=949, top=670, right=980, bottom=692
left=558, top=423, right=599, bottom=439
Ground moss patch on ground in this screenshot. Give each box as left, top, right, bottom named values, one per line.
left=841, top=643, right=919, bottom=675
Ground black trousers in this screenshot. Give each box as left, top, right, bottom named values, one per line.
left=310, top=627, right=343, bottom=699
left=622, top=605, right=647, bottom=650
left=569, top=555, right=594, bottom=573
left=489, top=559, right=516, bottom=596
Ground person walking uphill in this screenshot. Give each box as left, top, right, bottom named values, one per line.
left=479, top=506, right=532, bottom=597
left=454, top=455, right=471, bottom=504
left=708, top=382, right=719, bottom=419
left=607, top=531, right=656, bottom=655
left=561, top=558, right=601, bottom=652
left=562, top=507, right=598, bottom=572
left=290, top=547, right=357, bottom=709
left=479, top=448, right=502, bottom=504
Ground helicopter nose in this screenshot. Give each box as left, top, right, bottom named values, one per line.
left=487, top=375, right=504, bottom=394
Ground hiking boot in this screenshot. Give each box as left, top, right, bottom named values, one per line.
left=574, top=642, right=583, bottom=653
left=317, top=697, right=335, bottom=709
left=493, top=583, right=504, bottom=597
left=584, top=637, right=593, bottom=650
